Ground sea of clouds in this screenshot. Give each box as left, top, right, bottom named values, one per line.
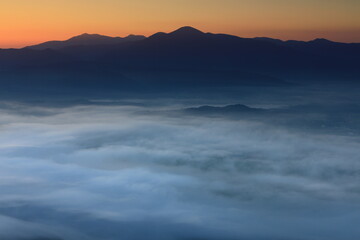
left=0, top=102, right=359, bottom=240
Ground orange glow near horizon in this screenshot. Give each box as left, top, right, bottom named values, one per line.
left=1, top=0, right=360, bottom=48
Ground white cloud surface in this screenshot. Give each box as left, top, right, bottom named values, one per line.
left=0, top=104, right=359, bottom=240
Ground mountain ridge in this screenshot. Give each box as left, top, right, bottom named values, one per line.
left=26, top=33, right=146, bottom=50
left=24, top=26, right=360, bottom=51
left=0, top=26, right=359, bottom=101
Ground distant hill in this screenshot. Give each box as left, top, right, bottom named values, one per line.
left=185, top=104, right=263, bottom=114
left=27, top=33, right=146, bottom=50
left=182, top=103, right=360, bottom=134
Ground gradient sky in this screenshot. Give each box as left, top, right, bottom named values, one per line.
left=1, top=0, right=360, bottom=48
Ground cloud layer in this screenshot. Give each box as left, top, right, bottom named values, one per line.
left=0, top=103, right=359, bottom=240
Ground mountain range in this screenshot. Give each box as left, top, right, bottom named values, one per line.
left=0, top=26, right=359, bottom=100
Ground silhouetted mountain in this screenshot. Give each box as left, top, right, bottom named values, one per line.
left=171, top=26, right=204, bottom=35
left=19, top=26, right=360, bottom=75
left=185, top=104, right=263, bottom=114
left=183, top=103, right=360, bottom=134
left=186, top=104, right=262, bottom=113
left=185, top=103, right=360, bottom=115
left=0, top=26, right=359, bottom=100
left=27, top=33, right=146, bottom=50
left=148, top=26, right=206, bottom=41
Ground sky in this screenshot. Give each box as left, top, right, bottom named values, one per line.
left=0, top=0, right=360, bottom=48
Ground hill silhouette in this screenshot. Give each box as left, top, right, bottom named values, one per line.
left=27, top=33, right=146, bottom=50
left=0, top=26, right=359, bottom=100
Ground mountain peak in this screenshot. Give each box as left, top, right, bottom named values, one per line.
left=309, top=38, right=334, bottom=44
left=148, top=26, right=204, bottom=41
left=124, top=34, right=147, bottom=41
left=69, top=33, right=110, bottom=41
left=170, top=26, right=204, bottom=36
